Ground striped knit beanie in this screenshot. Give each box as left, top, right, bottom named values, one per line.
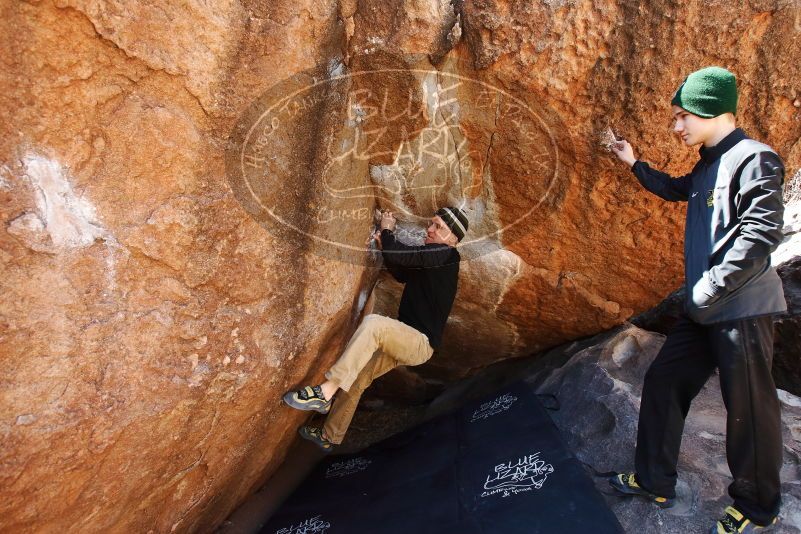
left=435, top=206, right=469, bottom=242
left=671, top=66, right=738, bottom=118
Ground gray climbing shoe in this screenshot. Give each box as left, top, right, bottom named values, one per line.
left=298, top=426, right=334, bottom=453
left=282, top=385, right=331, bottom=414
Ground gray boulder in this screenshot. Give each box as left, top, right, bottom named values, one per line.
left=534, top=324, right=801, bottom=533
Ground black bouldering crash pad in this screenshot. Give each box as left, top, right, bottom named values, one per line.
left=262, top=382, right=623, bottom=533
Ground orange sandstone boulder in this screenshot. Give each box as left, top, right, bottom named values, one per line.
left=1, top=0, right=800, bottom=532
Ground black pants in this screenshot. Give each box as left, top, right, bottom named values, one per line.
left=634, top=315, right=782, bottom=525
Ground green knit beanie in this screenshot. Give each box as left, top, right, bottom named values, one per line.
left=671, top=66, right=738, bottom=118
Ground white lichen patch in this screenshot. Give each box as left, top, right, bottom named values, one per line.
left=7, top=213, right=51, bottom=253
left=188, top=360, right=210, bottom=388
left=328, top=58, right=344, bottom=77
left=779, top=389, right=801, bottom=408
left=15, top=414, right=36, bottom=425
left=0, top=164, right=12, bottom=190
left=21, top=154, right=108, bottom=251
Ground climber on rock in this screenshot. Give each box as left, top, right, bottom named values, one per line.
left=282, top=207, right=468, bottom=452
left=609, top=66, right=786, bottom=534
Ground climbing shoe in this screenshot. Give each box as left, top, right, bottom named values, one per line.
left=608, top=473, right=675, bottom=508
left=282, top=385, right=331, bottom=414
left=298, top=426, right=334, bottom=453
left=709, top=506, right=778, bottom=534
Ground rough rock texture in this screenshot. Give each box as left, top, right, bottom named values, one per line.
left=367, top=0, right=801, bottom=382
left=1, top=1, right=369, bottom=532
left=534, top=325, right=801, bottom=533
left=443, top=0, right=801, bottom=364
left=2, top=0, right=801, bottom=532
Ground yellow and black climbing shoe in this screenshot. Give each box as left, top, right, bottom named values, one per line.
left=608, top=472, right=675, bottom=509
left=298, top=426, right=334, bottom=453
left=283, top=385, right=332, bottom=414
left=710, top=506, right=778, bottom=534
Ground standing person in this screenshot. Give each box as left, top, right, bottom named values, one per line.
left=609, top=66, right=786, bottom=533
left=282, top=207, right=468, bottom=452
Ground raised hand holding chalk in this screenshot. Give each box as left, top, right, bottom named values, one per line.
left=611, top=139, right=637, bottom=168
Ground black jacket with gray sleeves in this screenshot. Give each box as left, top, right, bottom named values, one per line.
left=632, top=128, right=786, bottom=324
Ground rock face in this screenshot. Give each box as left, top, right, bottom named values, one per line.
left=774, top=256, right=801, bottom=396
left=1, top=1, right=370, bottom=532
left=775, top=200, right=801, bottom=394
left=534, top=325, right=801, bottom=533
left=366, top=0, right=801, bottom=380
left=1, top=0, right=801, bottom=532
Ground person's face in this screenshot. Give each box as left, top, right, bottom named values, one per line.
left=425, top=215, right=457, bottom=246
left=672, top=105, right=716, bottom=146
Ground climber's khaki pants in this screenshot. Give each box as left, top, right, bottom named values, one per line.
left=323, top=314, right=433, bottom=444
